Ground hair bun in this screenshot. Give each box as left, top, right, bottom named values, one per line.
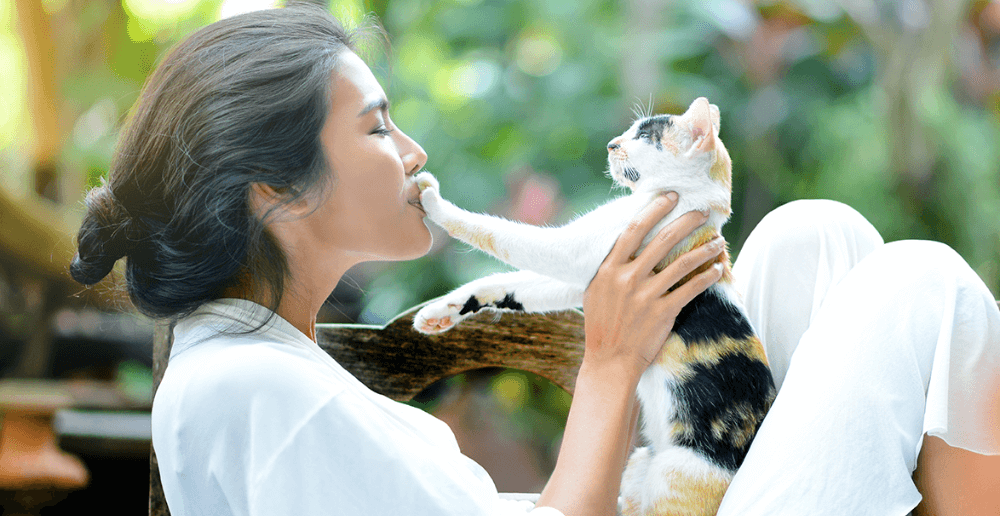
left=69, top=185, right=135, bottom=285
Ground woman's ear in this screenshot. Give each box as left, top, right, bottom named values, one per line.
left=248, top=182, right=309, bottom=219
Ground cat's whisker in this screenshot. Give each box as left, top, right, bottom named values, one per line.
left=632, top=101, right=644, bottom=122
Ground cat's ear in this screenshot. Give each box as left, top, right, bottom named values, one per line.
left=684, top=97, right=717, bottom=154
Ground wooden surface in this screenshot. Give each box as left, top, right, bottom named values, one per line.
left=316, top=302, right=586, bottom=401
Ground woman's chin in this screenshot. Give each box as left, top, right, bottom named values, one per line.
left=394, top=224, right=434, bottom=261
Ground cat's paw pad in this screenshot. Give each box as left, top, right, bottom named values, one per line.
left=415, top=171, right=439, bottom=193
left=413, top=300, right=468, bottom=334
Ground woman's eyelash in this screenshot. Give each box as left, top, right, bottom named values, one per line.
left=372, top=125, right=394, bottom=136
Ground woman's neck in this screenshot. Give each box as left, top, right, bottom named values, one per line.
left=220, top=266, right=348, bottom=343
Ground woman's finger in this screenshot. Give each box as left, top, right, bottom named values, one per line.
left=631, top=209, right=709, bottom=274
left=650, top=237, right=725, bottom=295
left=660, top=260, right=725, bottom=310
left=606, top=192, right=678, bottom=264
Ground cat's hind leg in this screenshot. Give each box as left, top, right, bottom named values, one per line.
left=630, top=446, right=732, bottom=516
left=621, top=446, right=652, bottom=516
left=413, top=270, right=583, bottom=334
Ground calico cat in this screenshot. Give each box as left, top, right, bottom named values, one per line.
left=413, top=97, right=775, bottom=516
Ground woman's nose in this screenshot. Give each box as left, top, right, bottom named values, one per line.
left=399, top=132, right=427, bottom=176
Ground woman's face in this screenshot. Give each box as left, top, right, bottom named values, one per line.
left=299, top=51, right=432, bottom=263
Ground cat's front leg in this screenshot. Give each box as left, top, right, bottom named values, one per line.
left=413, top=270, right=583, bottom=334
left=416, top=171, right=639, bottom=286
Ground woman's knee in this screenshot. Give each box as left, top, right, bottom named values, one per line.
left=865, top=240, right=979, bottom=289
left=747, top=199, right=882, bottom=251
left=735, top=199, right=884, bottom=278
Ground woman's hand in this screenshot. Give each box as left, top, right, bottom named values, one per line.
left=582, top=191, right=726, bottom=382
left=536, top=192, right=724, bottom=516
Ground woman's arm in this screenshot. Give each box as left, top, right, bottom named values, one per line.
left=913, top=435, right=1000, bottom=515
left=535, top=193, right=724, bottom=516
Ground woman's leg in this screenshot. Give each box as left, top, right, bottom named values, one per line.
left=913, top=435, right=1000, bottom=515
left=721, top=209, right=1000, bottom=515
left=732, top=199, right=885, bottom=389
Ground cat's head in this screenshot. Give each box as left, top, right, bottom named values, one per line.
left=606, top=97, right=732, bottom=211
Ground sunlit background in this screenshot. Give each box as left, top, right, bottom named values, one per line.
left=0, top=0, right=998, bottom=512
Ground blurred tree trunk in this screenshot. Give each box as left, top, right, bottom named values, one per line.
left=14, top=0, right=66, bottom=203
left=7, top=0, right=123, bottom=377
left=842, top=0, right=968, bottom=229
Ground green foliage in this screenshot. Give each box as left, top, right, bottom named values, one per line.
left=6, top=0, right=994, bottom=482
left=15, top=0, right=998, bottom=333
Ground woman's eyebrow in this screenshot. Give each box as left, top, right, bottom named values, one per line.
left=358, top=97, right=390, bottom=117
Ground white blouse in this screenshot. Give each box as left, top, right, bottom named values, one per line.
left=152, top=298, right=564, bottom=516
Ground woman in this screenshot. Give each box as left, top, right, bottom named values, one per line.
left=69, top=3, right=998, bottom=515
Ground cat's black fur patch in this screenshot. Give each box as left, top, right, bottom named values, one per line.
left=635, top=115, right=672, bottom=150
left=459, top=293, right=524, bottom=315
left=673, top=287, right=755, bottom=344
left=495, top=293, right=524, bottom=311
left=623, top=166, right=641, bottom=182
left=671, top=352, right=775, bottom=471
left=459, top=296, right=483, bottom=315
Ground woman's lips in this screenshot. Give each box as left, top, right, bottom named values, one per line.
left=408, top=196, right=425, bottom=215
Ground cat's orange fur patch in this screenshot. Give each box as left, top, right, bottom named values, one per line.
left=708, top=201, right=731, bottom=217
left=648, top=470, right=730, bottom=516
left=655, top=227, right=718, bottom=269
left=710, top=146, right=732, bottom=189
left=654, top=335, right=764, bottom=377
left=442, top=221, right=509, bottom=260
left=659, top=134, right=680, bottom=155
left=653, top=227, right=734, bottom=287
left=622, top=498, right=641, bottom=516
left=709, top=401, right=760, bottom=449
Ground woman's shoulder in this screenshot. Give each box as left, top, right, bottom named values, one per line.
left=155, top=328, right=350, bottom=431
left=168, top=334, right=339, bottom=397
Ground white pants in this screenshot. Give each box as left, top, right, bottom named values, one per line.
left=717, top=200, right=1000, bottom=515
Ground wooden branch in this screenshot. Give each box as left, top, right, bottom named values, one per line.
left=316, top=302, right=586, bottom=402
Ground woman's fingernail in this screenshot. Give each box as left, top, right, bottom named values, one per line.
left=665, top=191, right=678, bottom=202
left=710, top=237, right=725, bottom=250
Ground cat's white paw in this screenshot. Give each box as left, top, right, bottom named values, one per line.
left=415, top=172, right=445, bottom=219
left=413, top=299, right=469, bottom=334
left=415, top=171, right=439, bottom=193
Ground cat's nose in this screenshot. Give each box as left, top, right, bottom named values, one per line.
left=607, top=142, right=620, bottom=151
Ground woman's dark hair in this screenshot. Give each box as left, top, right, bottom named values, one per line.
left=70, top=3, right=368, bottom=321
